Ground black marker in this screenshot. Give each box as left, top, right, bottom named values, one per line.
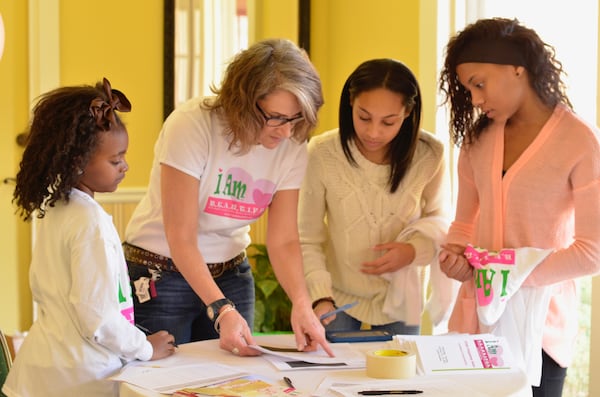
left=135, top=323, right=152, bottom=334
left=358, top=391, right=423, bottom=395
left=283, top=376, right=295, bottom=389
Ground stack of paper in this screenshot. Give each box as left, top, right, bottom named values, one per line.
left=110, top=363, right=248, bottom=394
left=325, top=377, right=492, bottom=397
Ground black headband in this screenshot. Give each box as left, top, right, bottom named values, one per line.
left=455, top=38, right=526, bottom=66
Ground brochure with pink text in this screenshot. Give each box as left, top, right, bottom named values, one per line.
left=395, top=334, right=520, bottom=375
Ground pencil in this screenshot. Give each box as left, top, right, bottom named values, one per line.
left=135, top=323, right=178, bottom=347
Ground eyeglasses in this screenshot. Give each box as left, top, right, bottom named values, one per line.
left=256, top=104, right=304, bottom=127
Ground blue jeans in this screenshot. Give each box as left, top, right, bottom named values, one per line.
left=127, top=258, right=255, bottom=345
left=324, top=311, right=420, bottom=335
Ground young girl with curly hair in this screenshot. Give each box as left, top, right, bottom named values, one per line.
left=3, top=78, right=175, bottom=397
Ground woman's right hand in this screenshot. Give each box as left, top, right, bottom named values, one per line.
left=439, top=243, right=473, bottom=282
left=148, top=330, right=176, bottom=360
left=218, top=309, right=261, bottom=357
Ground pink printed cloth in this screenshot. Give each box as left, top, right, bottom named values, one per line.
left=464, top=244, right=553, bottom=386
left=464, top=245, right=552, bottom=326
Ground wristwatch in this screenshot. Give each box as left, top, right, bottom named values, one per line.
left=206, top=298, right=235, bottom=322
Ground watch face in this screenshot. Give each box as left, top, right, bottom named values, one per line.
left=207, top=298, right=233, bottom=321
left=207, top=306, right=216, bottom=321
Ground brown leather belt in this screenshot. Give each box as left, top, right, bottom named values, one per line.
left=122, top=242, right=246, bottom=279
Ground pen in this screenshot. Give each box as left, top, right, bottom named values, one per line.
left=319, top=301, right=359, bottom=320
left=135, top=323, right=152, bottom=334
left=135, top=323, right=178, bottom=347
left=358, top=391, right=423, bottom=395
left=283, top=376, right=295, bottom=389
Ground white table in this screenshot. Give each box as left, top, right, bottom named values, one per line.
left=119, top=334, right=531, bottom=397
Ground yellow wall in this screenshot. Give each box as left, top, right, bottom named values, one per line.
left=59, top=0, right=164, bottom=186
left=252, top=0, right=298, bottom=43
left=0, top=0, right=439, bottom=335
left=310, top=1, right=438, bottom=135
left=253, top=0, right=440, bottom=136
left=0, top=0, right=165, bottom=333
left=0, top=0, right=30, bottom=334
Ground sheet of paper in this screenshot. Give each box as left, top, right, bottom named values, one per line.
left=250, top=343, right=363, bottom=364
left=327, top=377, right=493, bottom=397
left=110, top=363, right=248, bottom=394
left=250, top=343, right=365, bottom=371
left=394, top=334, right=520, bottom=375
left=260, top=353, right=365, bottom=371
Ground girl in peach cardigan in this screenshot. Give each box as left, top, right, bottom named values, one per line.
left=438, top=18, right=600, bottom=397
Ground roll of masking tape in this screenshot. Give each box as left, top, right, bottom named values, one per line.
left=366, top=349, right=417, bottom=379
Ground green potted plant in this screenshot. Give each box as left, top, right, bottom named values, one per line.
left=247, top=243, right=292, bottom=332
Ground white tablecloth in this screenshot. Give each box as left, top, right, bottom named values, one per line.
left=118, top=334, right=531, bottom=397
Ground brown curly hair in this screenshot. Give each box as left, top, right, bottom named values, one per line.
left=203, top=38, right=324, bottom=153
left=439, top=17, right=572, bottom=146
left=13, top=80, right=127, bottom=220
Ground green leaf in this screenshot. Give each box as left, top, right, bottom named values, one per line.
left=256, top=279, right=279, bottom=300
left=248, top=243, right=292, bottom=332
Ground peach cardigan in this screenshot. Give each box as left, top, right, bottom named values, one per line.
left=446, top=105, right=600, bottom=367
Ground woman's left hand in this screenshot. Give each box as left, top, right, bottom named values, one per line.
left=360, top=242, right=415, bottom=275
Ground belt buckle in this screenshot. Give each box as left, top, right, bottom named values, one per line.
left=211, top=263, right=226, bottom=278
left=208, top=252, right=244, bottom=278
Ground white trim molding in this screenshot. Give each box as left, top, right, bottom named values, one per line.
left=96, top=187, right=147, bottom=204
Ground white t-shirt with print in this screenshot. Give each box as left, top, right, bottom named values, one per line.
left=125, top=97, right=308, bottom=262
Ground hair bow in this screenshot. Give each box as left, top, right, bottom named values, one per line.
left=89, top=77, right=132, bottom=130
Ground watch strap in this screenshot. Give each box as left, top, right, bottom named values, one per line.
left=206, top=298, right=235, bottom=321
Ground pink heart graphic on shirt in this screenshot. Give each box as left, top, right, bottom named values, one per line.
left=253, top=189, right=272, bottom=207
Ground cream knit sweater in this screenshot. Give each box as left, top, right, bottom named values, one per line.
left=299, top=129, right=451, bottom=326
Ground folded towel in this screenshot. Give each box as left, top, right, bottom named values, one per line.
left=381, top=216, right=458, bottom=327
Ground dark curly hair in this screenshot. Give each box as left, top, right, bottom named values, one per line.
left=439, top=17, right=572, bottom=146
left=13, top=80, right=127, bottom=220
left=339, top=58, right=422, bottom=193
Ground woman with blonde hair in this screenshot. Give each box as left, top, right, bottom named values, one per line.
left=124, top=39, right=333, bottom=357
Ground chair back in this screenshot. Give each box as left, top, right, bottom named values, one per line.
left=0, top=329, right=12, bottom=397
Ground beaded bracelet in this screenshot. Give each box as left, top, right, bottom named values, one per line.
left=312, top=296, right=336, bottom=310
left=214, top=305, right=236, bottom=333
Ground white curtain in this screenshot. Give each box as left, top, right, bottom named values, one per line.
left=174, top=0, right=246, bottom=107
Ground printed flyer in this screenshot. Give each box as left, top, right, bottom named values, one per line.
left=397, top=334, right=520, bottom=375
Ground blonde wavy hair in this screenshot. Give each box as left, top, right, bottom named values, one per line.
left=203, top=38, right=324, bottom=153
